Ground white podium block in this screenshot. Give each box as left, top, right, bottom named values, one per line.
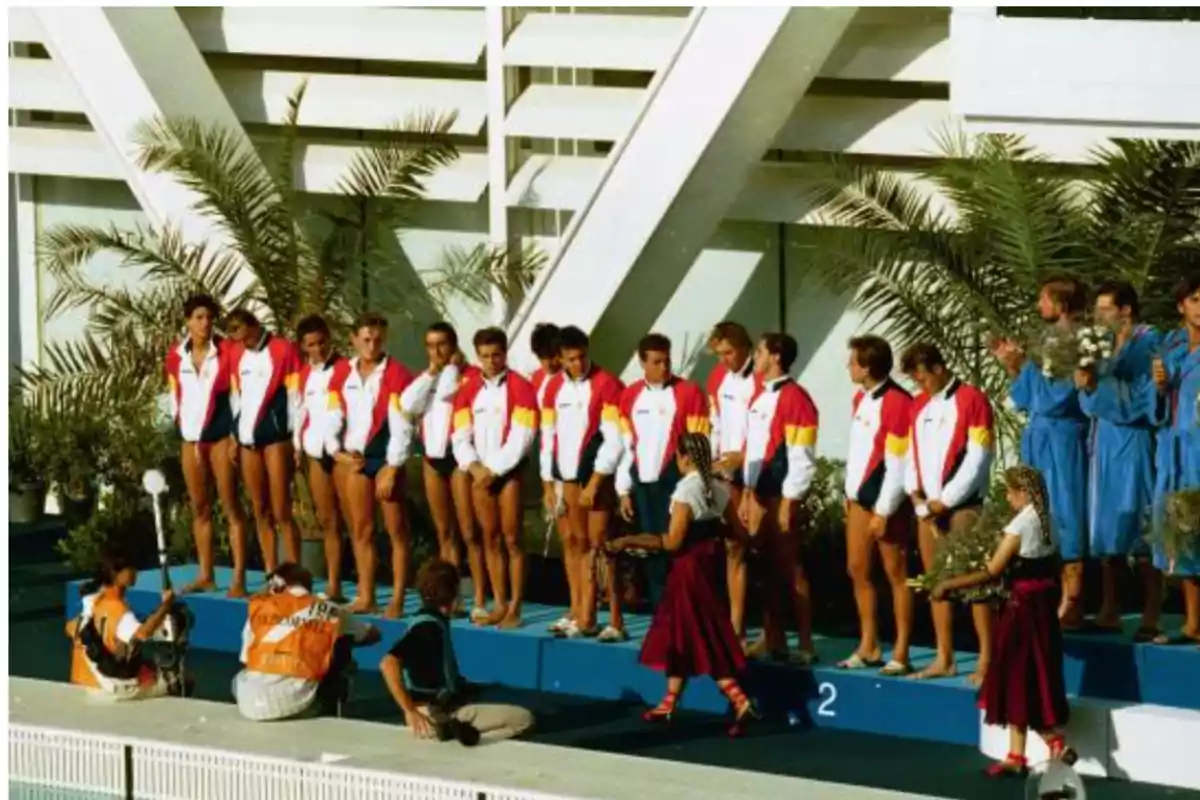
left=1108, top=704, right=1200, bottom=790
left=979, top=699, right=1112, bottom=778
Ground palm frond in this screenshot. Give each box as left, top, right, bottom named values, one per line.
left=330, top=112, right=459, bottom=221
left=426, top=242, right=548, bottom=316
left=39, top=223, right=250, bottom=316
left=131, top=115, right=300, bottom=320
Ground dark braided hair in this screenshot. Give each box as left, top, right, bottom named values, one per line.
left=1004, top=465, right=1053, bottom=545
left=678, top=432, right=716, bottom=510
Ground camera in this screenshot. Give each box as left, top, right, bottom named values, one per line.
left=434, top=717, right=481, bottom=747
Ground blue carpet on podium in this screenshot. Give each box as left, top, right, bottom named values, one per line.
left=65, top=565, right=1200, bottom=749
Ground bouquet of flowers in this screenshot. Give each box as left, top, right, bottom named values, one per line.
left=1026, top=322, right=1114, bottom=381
left=907, top=507, right=1008, bottom=603
left=1162, top=487, right=1200, bottom=567
left=1075, top=323, right=1115, bottom=370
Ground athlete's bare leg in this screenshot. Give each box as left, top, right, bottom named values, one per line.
left=308, top=456, right=345, bottom=602
left=724, top=483, right=748, bottom=640
left=913, top=517, right=956, bottom=679
left=879, top=529, right=913, bottom=667
left=211, top=439, right=249, bottom=598
left=498, top=477, right=526, bottom=629
left=473, top=481, right=509, bottom=626
left=380, top=470, right=410, bottom=619
left=846, top=502, right=883, bottom=662
left=342, top=465, right=380, bottom=614
left=452, top=469, right=486, bottom=610
left=590, top=481, right=622, bottom=632
left=240, top=446, right=278, bottom=574
left=562, top=483, right=590, bottom=628
left=265, top=441, right=300, bottom=565
left=180, top=443, right=218, bottom=594
left=423, top=462, right=462, bottom=568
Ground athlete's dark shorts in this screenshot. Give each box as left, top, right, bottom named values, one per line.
left=425, top=454, right=458, bottom=479
left=484, top=458, right=528, bottom=497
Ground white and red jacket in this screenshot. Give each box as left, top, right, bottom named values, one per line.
left=327, top=356, right=415, bottom=467
left=293, top=356, right=347, bottom=459
left=230, top=332, right=300, bottom=447
left=531, top=367, right=553, bottom=408
left=845, top=379, right=914, bottom=517
left=904, top=378, right=994, bottom=513
left=616, top=376, right=709, bottom=496
left=400, top=364, right=480, bottom=460
left=164, top=337, right=236, bottom=443
left=743, top=376, right=819, bottom=500
left=707, top=359, right=758, bottom=460
left=539, top=364, right=625, bottom=483
left=451, top=370, right=539, bottom=477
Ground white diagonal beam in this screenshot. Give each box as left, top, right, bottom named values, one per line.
left=33, top=7, right=258, bottom=300
left=507, top=7, right=856, bottom=370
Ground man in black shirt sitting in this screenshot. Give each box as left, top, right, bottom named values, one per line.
left=380, top=559, right=534, bottom=745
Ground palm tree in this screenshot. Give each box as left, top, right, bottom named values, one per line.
left=804, top=130, right=1198, bottom=445
left=21, top=80, right=543, bottom=411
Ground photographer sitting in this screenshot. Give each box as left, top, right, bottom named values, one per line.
left=380, top=559, right=534, bottom=745
left=67, top=547, right=187, bottom=700
left=233, top=563, right=380, bottom=721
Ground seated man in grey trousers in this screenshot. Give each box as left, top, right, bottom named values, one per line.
left=380, top=559, right=534, bottom=746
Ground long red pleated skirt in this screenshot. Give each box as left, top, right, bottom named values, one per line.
left=639, top=537, right=746, bottom=679
left=978, top=578, right=1070, bottom=730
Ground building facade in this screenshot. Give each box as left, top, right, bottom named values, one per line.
left=9, top=6, right=1200, bottom=454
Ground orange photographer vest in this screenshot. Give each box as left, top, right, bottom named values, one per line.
left=71, top=588, right=137, bottom=689
left=244, top=592, right=340, bottom=681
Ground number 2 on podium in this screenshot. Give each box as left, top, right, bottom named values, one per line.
left=817, top=682, right=837, bottom=717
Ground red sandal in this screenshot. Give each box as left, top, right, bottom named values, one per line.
left=984, top=754, right=1028, bottom=778
left=642, top=691, right=679, bottom=723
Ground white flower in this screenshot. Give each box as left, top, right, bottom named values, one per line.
left=1081, top=356, right=1095, bottom=367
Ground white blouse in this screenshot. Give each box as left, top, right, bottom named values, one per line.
left=671, top=471, right=731, bottom=522
left=1004, top=504, right=1058, bottom=559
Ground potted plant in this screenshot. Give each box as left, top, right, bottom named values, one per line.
left=8, top=397, right=47, bottom=524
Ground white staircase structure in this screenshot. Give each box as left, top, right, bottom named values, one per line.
left=31, top=7, right=261, bottom=300
left=506, top=7, right=856, bottom=369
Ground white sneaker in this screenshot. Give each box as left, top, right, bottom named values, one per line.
left=596, top=625, right=628, bottom=643
left=548, top=616, right=572, bottom=634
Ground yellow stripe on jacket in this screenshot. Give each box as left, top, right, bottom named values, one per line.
left=786, top=424, right=817, bottom=448
left=885, top=433, right=910, bottom=457
left=968, top=426, right=993, bottom=448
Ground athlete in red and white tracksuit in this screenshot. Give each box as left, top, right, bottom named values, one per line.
left=616, top=338, right=709, bottom=606
left=327, top=318, right=416, bottom=618
left=707, top=352, right=758, bottom=640
left=541, top=352, right=626, bottom=640
left=231, top=325, right=302, bottom=573
left=842, top=338, right=915, bottom=674
left=905, top=367, right=995, bottom=681
left=294, top=314, right=350, bottom=602
left=165, top=295, right=250, bottom=597
left=739, top=333, right=819, bottom=662
left=401, top=324, right=483, bottom=616
left=452, top=330, right=539, bottom=628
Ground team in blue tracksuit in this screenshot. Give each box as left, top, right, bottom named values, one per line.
left=1011, top=361, right=1089, bottom=562
left=1080, top=325, right=1161, bottom=558
left=1152, top=328, right=1200, bottom=578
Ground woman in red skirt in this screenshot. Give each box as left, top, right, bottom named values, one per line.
left=933, top=465, right=1076, bottom=777
left=606, top=432, right=756, bottom=737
